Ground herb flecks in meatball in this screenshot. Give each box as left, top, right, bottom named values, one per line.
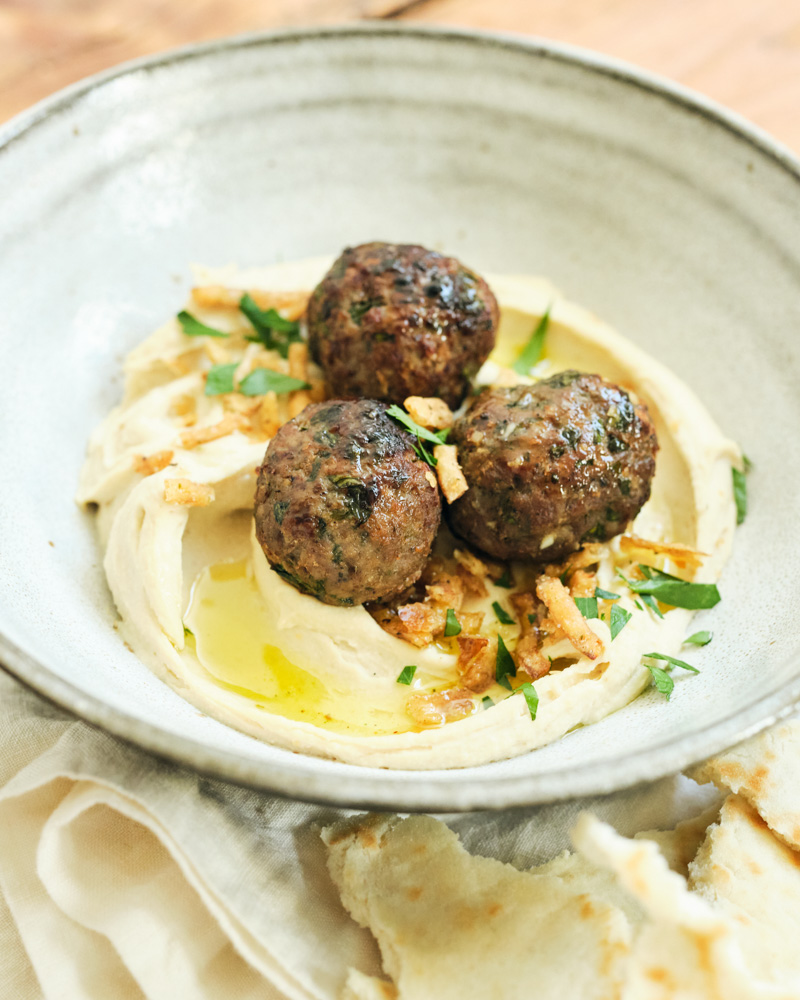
left=307, top=243, right=499, bottom=409
left=447, top=371, right=659, bottom=562
left=254, top=399, right=442, bottom=606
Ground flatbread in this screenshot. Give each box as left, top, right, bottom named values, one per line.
left=689, top=794, right=800, bottom=988
left=690, top=721, right=800, bottom=850
left=322, top=814, right=630, bottom=1000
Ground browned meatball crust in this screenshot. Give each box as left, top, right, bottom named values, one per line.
left=307, top=243, right=499, bottom=409
left=447, top=371, right=659, bottom=562
left=254, top=399, right=442, bottom=606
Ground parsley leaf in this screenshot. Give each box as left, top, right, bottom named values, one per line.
left=640, top=593, right=665, bottom=619
left=444, top=609, right=461, bottom=637
left=643, top=650, right=700, bottom=701
left=386, top=404, right=450, bottom=468
left=609, top=604, right=631, bottom=640
left=512, top=306, right=551, bottom=375
left=732, top=465, right=748, bottom=525
left=205, top=363, right=238, bottom=396
left=594, top=587, right=621, bottom=601
left=482, top=695, right=494, bottom=710
left=238, top=368, right=309, bottom=397
left=495, top=636, right=516, bottom=690
left=492, top=601, right=515, bottom=625
left=177, top=310, right=229, bottom=338
left=643, top=652, right=700, bottom=674
left=574, top=596, right=599, bottom=619
left=396, top=665, right=417, bottom=685
left=183, top=625, right=194, bottom=638
left=240, top=293, right=302, bottom=357
left=685, top=630, right=713, bottom=646
left=495, top=568, right=513, bottom=589
left=514, top=681, right=539, bottom=720
left=618, top=565, right=720, bottom=610
left=645, top=662, right=675, bottom=699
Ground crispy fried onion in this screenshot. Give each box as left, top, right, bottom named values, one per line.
left=620, top=534, right=707, bottom=574
left=433, top=444, right=468, bottom=503
left=190, top=286, right=309, bottom=321
left=535, top=574, right=603, bottom=660
left=456, top=635, right=495, bottom=693
left=132, top=450, right=174, bottom=476
left=407, top=687, right=476, bottom=726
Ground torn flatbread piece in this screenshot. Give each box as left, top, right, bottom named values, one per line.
left=690, top=721, right=800, bottom=851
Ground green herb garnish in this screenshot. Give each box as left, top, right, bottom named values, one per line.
left=183, top=625, right=194, bottom=638
left=685, top=630, right=713, bottom=647
left=482, top=695, right=494, bottom=710
left=495, top=635, right=516, bottom=690
left=239, top=369, right=310, bottom=397
left=643, top=652, right=700, bottom=674
left=240, top=293, right=302, bottom=357
left=642, top=651, right=699, bottom=701
left=444, top=609, right=462, bottom=637
left=328, top=475, right=375, bottom=527
left=618, top=565, right=720, bottom=610
left=492, top=601, right=515, bottom=625
left=513, top=681, right=539, bottom=720
left=386, top=404, right=450, bottom=468
left=396, top=665, right=417, bottom=685
left=609, top=604, right=632, bottom=640
left=594, top=587, right=621, bottom=601
left=640, top=593, right=665, bottom=619
left=574, top=596, right=599, bottom=619
left=204, top=362, right=238, bottom=396
left=177, top=310, right=229, bottom=338
left=644, top=663, right=675, bottom=699
left=732, top=463, right=749, bottom=525
left=495, top=568, right=513, bottom=589
left=512, top=306, right=551, bottom=375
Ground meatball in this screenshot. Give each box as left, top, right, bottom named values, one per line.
left=307, top=242, right=499, bottom=409
left=447, top=371, right=658, bottom=562
left=254, top=399, right=441, bottom=606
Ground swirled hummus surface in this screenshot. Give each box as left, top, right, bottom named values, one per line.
left=78, top=257, right=739, bottom=769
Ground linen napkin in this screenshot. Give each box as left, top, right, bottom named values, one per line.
left=0, top=668, right=719, bottom=1000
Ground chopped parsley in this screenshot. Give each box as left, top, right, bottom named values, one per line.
left=492, top=601, right=515, bottom=625
left=177, top=310, right=228, bottom=338
left=495, top=635, right=516, bottom=690
left=495, top=568, right=513, bottom=589
left=685, top=630, right=713, bottom=647
left=444, top=608, right=462, bottom=637
left=512, top=306, right=551, bottom=375
left=732, top=459, right=750, bottom=525
left=574, top=596, right=599, bottom=619
left=204, top=362, right=238, bottom=396
left=618, top=565, right=721, bottom=610
left=594, top=587, right=621, bottom=602
left=482, top=695, right=494, bottom=710
left=639, top=593, right=665, bottom=619
left=240, top=293, right=302, bottom=357
left=238, top=369, right=309, bottom=397
left=183, top=625, right=194, bottom=638
left=328, top=475, right=375, bottom=526
left=396, top=665, right=417, bottom=685
left=514, top=681, right=539, bottom=720
left=386, top=404, right=450, bottom=468
left=642, top=651, right=700, bottom=701
left=609, top=604, right=631, bottom=640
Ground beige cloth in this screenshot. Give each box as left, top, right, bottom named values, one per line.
left=0, top=670, right=718, bottom=1000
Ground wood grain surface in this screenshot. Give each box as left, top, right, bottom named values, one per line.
left=2, top=0, right=800, bottom=153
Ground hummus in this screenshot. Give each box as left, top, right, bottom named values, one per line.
left=78, top=257, right=739, bottom=769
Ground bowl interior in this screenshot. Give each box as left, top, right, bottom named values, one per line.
left=1, top=26, right=799, bottom=810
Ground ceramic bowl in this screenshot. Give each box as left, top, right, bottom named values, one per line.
left=1, top=25, right=798, bottom=811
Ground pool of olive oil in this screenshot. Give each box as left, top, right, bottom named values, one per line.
left=184, top=560, right=421, bottom=737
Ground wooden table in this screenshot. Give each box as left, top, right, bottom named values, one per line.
left=3, top=0, right=800, bottom=153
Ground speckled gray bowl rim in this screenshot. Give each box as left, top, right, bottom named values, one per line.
left=2, top=23, right=799, bottom=812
